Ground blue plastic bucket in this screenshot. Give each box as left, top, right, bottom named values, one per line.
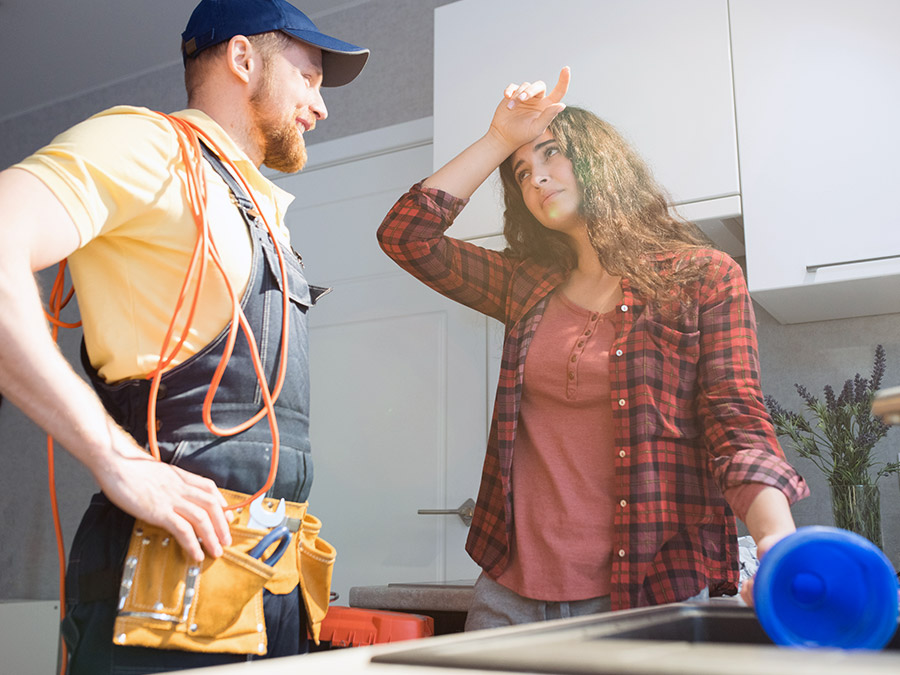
left=754, top=526, right=899, bottom=649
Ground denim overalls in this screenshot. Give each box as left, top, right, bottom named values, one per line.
left=62, top=145, right=324, bottom=674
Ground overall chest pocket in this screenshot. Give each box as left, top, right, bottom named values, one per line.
left=636, top=319, right=701, bottom=439
left=262, top=240, right=312, bottom=310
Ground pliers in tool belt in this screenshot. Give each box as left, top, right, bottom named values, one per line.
left=247, top=525, right=291, bottom=566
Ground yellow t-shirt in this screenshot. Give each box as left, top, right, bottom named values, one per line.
left=15, top=106, right=294, bottom=383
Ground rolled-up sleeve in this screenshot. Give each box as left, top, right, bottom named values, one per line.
left=696, top=252, right=808, bottom=505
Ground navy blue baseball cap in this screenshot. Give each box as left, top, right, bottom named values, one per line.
left=182, top=0, right=369, bottom=87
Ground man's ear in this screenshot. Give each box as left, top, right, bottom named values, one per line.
left=225, top=35, right=256, bottom=84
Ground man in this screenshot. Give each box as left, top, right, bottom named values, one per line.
left=0, top=0, right=368, bottom=671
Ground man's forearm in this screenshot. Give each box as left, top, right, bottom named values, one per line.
left=0, top=265, right=232, bottom=560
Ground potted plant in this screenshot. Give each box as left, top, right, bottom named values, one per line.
left=765, top=345, right=899, bottom=548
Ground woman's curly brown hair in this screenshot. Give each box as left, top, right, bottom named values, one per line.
left=498, top=106, right=712, bottom=311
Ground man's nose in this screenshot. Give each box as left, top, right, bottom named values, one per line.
left=312, top=89, right=328, bottom=121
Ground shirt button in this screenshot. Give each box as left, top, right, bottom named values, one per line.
left=577, top=341, right=585, bottom=348
left=615, top=349, right=623, bottom=357
left=620, top=304, right=628, bottom=312
left=618, top=398, right=626, bottom=406
left=568, top=372, right=575, bottom=380
left=619, top=499, right=627, bottom=507
left=618, top=549, right=626, bottom=558
left=584, top=329, right=592, bottom=336
left=570, top=355, right=577, bottom=362
left=591, top=313, right=599, bottom=321
left=619, top=450, right=626, bottom=458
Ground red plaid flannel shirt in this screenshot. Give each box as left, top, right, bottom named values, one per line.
left=378, top=182, right=808, bottom=610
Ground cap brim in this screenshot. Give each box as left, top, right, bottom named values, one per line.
left=283, top=28, right=369, bottom=87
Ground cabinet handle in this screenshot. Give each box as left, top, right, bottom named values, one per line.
left=417, top=498, right=475, bottom=527
left=806, top=253, right=900, bottom=273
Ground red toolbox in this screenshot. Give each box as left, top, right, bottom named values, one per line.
left=316, top=606, right=435, bottom=648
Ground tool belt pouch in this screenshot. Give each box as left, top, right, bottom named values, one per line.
left=297, top=512, right=337, bottom=644
left=113, top=519, right=278, bottom=655
left=113, top=490, right=315, bottom=656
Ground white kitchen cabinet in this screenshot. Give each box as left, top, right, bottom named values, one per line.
left=434, top=0, right=741, bottom=251
left=730, top=0, right=900, bottom=323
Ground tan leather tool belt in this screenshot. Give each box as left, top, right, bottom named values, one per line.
left=113, top=489, right=335, bottom=655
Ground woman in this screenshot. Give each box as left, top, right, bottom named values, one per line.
left=377, top=68, right=808, bottom=629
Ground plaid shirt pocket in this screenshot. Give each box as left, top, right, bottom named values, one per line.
left=630, top=318, right=701, bottom=440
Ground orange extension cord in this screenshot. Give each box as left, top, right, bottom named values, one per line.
left=44, top=262, right=79, bottom=675
left=44, top=113, right=291, bottom=675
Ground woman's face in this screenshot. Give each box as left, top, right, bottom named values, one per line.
left=510, top=130, right=584, bottom=234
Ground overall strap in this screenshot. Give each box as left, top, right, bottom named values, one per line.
left=198, top=141, right=259, bottom=221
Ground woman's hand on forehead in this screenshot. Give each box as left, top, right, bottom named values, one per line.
left=488, top=67, right=571, bottom=153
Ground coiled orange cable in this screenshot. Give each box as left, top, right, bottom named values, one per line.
left=144, top=113, right=290, bottom=511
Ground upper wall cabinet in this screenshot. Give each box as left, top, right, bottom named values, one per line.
left=730, top=0, right=900, bottom=323
left=434, top=0, right=742, bottom=253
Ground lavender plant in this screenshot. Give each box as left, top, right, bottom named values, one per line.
left=765, top=346, right=897, bottom=546
left=764, top=345, right=898, bottom=487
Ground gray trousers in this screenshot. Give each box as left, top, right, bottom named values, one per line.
left=465, top=573, right=709, bottom=631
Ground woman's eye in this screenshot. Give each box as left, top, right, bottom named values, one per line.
left=516, top=170, right=530, bottom=184
left=545, top=146, right=559, bottom=158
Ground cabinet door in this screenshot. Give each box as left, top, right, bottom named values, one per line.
left=434, top=0, right=740, bottom=243
left=731, top=0, right=900, bottom=323
left=273, top=125, right=483, bottom=602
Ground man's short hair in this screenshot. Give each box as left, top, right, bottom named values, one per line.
left=183, top=31, right=294, bottom=101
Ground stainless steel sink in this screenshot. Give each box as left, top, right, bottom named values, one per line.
left=371, top=600, right=900, bottom=674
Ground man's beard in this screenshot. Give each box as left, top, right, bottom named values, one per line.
left=250, top=73, right=308, bottom=173
left=260, top=118, right=307, bottom=173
